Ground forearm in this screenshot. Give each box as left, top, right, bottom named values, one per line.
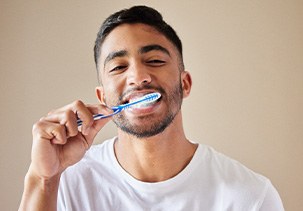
left=19, top=170, right=61, bottom=211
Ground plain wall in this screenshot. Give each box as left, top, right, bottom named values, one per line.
left=1, top=0, right=302, bottom=210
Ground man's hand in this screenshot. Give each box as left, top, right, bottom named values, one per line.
left=30, top=100, right=111, bottom=178
left=19, top=100, right=111, bottom=211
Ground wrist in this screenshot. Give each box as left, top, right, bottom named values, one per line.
left=19, top=167, right=62, bottom=211
left=25, top=166, right=62, bottom=193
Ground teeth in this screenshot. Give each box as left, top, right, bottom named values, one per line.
left=129, top=97, right=140, bottom=103
left=131, top=100, right=156, bottom=108
left=126, top=92, right=161, bottom=109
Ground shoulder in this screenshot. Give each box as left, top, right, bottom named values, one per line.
left=199, top=144, right=268, bottom=184
left=196, top=144, right=275, bottom=209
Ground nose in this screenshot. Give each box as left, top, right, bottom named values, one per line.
left=127, top=63, right=152, bottom=86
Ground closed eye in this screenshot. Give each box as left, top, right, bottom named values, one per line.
left=110, top=65, right=127, bottom=73
left=146, top=60, right=166, bottom=65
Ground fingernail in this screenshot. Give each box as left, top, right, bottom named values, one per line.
left=82, top=126, right=88, bottom=135
left=82, top=126, right=91, bottom=136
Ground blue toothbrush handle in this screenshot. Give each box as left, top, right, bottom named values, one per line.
left=77, top=109, right=121, bottom=126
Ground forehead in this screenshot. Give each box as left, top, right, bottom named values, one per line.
left=99, top=23, right=177, bottom=62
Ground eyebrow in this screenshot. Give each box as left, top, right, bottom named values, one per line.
left=103, top=44, right=171, bottom=68
left=104, top=50, right=128, bottom=68
left=139, top=44, right=171, bottom=57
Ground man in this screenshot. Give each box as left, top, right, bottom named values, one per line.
left=19, top=6, right=284, bottom=211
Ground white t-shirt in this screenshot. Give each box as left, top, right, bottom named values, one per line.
left=58, top=137, right=284, bottom=211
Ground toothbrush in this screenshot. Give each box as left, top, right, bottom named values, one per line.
left=77, top=92, right=161, bottom=126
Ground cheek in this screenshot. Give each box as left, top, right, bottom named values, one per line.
left=161, top=72, right=181, bottom=89
left=102, top=80, right=124, bottom=105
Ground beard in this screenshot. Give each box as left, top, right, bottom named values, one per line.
left=112, top=81, right=183, bottom=138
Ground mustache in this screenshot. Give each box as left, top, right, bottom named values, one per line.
left=118, top=84, right=166, bottom=103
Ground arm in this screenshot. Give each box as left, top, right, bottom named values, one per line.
left=19, top=169, right=61, bottom=211
left=19, top=101, right=111, bottom=211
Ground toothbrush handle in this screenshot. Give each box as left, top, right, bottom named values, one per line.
left=77, top=109, right=121, bottom=126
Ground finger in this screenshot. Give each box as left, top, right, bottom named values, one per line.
left=86, top=103, right=114, bottom=116
left=43, top=110, right=78, bottom=138
left=77, top=103, right=114, bottom=135
left=47, top=102, right=112, bottom=128
left=32, top=120, right=67, bottom=145
left=81, top=115, right=112, bottom=148
left=84, top=103, right=115, bottom=138
left=48, top=100, right=94, bottom=135
left=71, top=100, right=94, bottom=134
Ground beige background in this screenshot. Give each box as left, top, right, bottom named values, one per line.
left=1, top=0, right=302, bottom=210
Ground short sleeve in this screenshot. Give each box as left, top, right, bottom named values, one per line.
left=258, top=181, right=284, bottom=211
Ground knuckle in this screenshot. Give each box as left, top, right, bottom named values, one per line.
left=47, top=109, right=55, bottom=115
left=32, top=121, right=50, bottom=140
left=69, top=129, right=78, bottom=136
left=63, top=109, right=75, bottom=121
left=73, top=100, right=84, bottom=108
left=51, top=125, right=66, bottom=140
left=32, top=121, right=43, bottom=133
left=55, top=124, right=66, bottom=133
left=39, top=116, right=45, bottom=121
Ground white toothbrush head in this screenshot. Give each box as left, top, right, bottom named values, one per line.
left=116, top=92, right=161, bottom=109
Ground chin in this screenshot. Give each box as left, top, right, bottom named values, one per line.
left=114, top=111, right=176, bottom=139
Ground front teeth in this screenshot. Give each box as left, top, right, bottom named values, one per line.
left=131, top=100, right=156, bottom=108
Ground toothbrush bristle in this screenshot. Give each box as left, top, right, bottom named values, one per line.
left=124, top=92, right=161, bottom=109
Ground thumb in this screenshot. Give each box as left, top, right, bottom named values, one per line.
left=82, top=114, right=112, bottom=147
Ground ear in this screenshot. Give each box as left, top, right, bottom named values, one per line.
left=181, top=71, right=192, bottom=98
left=95, top=86, right=106, bottom=104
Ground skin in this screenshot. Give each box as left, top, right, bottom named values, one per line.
left=19, top=23, right=197, bottom=210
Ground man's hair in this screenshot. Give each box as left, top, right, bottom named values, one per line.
left=94, top=5, right=184, bottom=80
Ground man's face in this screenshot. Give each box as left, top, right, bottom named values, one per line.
left=96, top=23, right=191, bottom=138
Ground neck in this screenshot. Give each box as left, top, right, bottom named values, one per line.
left=114, top=113, right=197, bottom=182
